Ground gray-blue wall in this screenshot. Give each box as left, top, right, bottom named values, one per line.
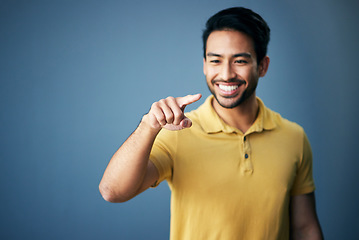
left=1, top=0, right=358, bottom=239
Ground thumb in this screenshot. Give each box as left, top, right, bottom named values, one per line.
left=176, top=93, right=202, bottom=111
left=180, top=116, right=192, bottom=129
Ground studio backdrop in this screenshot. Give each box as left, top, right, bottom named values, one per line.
left=1, top=0, right=358, bottom=239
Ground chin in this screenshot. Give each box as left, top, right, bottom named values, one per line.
left=214, top=95, right=243, bottom=109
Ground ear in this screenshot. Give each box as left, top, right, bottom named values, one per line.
left=258, top=56, right=270, bottom=77
left=203, top=58, right=207, bottom=75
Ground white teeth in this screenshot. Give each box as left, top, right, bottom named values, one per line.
left=218, top=84, right=239, bottom=92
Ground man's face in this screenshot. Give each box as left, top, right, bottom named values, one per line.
left=203, top=30, right=267, bottom=109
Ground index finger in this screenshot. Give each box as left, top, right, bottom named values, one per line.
left=176, top=94, right=202, bottom=110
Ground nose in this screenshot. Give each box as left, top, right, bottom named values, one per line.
left=219, top=62, right=236, bottom=81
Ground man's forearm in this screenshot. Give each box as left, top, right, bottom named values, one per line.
left=99, top=94, right=201, bottom=203
left=99, top=119, right=160, bottom=203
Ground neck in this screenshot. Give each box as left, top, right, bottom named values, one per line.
left=212, top=94, right=259, bottom=134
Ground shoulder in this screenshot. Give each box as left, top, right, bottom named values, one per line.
left=264, top=106, right=311, bottom=162
left=262, top=104, right=306, bottom=143
left=184, top=95, right=216, bottom=133
left=185, top=95, right=212, bottom=121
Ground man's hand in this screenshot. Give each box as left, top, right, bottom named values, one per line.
left=142, top=94, right=202, bottom=131
left=99, top=93, right=201, bottom=203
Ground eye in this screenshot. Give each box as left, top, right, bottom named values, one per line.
left=235, top=59, right=248, bottom=64
left=210, top=60, right=220, bottom=64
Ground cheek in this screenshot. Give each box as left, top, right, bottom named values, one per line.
left=204, top=66, right=217, bottom=77
left=241, top=67, right=258, bottom=79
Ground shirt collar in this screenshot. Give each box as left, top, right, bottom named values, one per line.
left=196, top=95, right=277, bottom=135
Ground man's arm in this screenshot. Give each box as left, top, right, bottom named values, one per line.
left=99, top=94, right=201, bottom=203
left=290, top=192, right=324, bottom=240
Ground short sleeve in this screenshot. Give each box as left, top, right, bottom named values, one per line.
left=149, top=129, right=176, bottom=187
left=290, top=132, right=316, bottom=196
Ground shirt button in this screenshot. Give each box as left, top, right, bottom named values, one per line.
left=244, top=136, right=247, bottom=141
left=245, top=153, right=249, bottom=159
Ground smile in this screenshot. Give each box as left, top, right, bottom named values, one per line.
left=218, top=84, right=239, bottom=92
left=215, top=82, right=244, bottom=96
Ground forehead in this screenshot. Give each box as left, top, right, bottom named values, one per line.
left=206, top=30, right=255, bottom=56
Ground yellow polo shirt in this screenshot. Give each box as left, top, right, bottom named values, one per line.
left=150, top=95, right=315, bottom=240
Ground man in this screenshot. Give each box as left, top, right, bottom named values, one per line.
left=99, top=7, right=323, bottom=240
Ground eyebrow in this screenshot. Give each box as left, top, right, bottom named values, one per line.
left=206, top=52, right=252, bottom=58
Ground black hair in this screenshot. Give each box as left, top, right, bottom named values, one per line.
left=202, top=7, right=270, bottom=64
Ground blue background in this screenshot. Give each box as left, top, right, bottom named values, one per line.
left=1, top=0, right=359, bottom=239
